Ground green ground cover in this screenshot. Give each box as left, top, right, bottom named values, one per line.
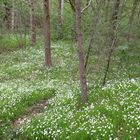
left=0, top=41, right=139, bottom=140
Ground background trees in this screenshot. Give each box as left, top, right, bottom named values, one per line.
left=75, top=0, right=88, bottom=103
left=29, top=0, right=36, bottom=46
left=43, top=0, right=52, bottom=67
left=0, top=1, right=140, bottom=139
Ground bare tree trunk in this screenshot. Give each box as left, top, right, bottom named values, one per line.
left=85, top=1, right=102, bottom=69
left=105, top=0, right=111, bottom=21
left=11, top=0, right=15, bottom=30
left=103, top=0, right=121, bottom=86
left=3, top=1, right=11, bottom=29
left=75, top=0, right=88, bottom=104
left=29, top=0, right=36, bottom=46
left=69, top=0, right=75, bottom=11
left=61, top=0, right=64, bottom=21
left=127, top=0, right=139, bottom=42
left=43, top=0, right=52, bottom=67
left=58, top=0, right=64, bottom=39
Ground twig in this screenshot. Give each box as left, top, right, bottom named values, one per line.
left=81, top=0, right=92, bottom=14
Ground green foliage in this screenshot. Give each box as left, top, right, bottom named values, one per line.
left=118, top=45, right=129, bottom=51
left=0, top=35, right=29, bottom=50
left=17, top=79, right=140, bottom=140
left=0, top=42, right=139, bottom=140
left=0, top=0, right=140, bottom=138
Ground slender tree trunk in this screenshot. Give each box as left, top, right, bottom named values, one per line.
left=29, top=0, right=36, bottom=46
left=11, top=0, right=15, bottom=30
left=127, top=0, right=139, bottom=42
left=3, top=1, right=11, bottom=29
left=61, top=0, right=64, bottom=21
left=75, top=0, right=88, bottom=104
left=103, top=0, right=121, bottom=86
left=58, top=0, right=64, bottom=39
left=105, top=0, right=111, bottom=21
left=43, top=0, right=52, bottom=67
left=85, top=1, right=102, bottom=69
left=69, top=0, right=75, bottom=11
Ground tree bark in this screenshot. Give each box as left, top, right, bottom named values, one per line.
left=85, top=1, right=102, bottom=69
left=103, top=0, right=121, bottom=86
left=58, top=0, right=64, bottom=39
left=11, top=0, right=15, bottom=30
left=29, top=0, right=36, bottom=46
left=127, top=0, right=139, bottom=42
left=75, top=0, right=88, bottom=104
left=3, top=1, right=11, bottom=29
left=43, top=0, right=52, bottom=67
left=69, top=0, right=75, bottom=12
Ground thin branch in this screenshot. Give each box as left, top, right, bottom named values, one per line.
left=81, top=0, right=92, bottom=14
left=69, top=0, right=75, bottom=12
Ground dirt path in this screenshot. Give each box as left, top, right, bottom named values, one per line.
left=12, top=99, right=49, bottom=128
left=0, top=47, right=21, bottom=54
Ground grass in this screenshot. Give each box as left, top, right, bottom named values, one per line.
left=0, top=35, right=29, bottom=50
left=16, top=79, right=140, bottom=140
left=0, top=39, right=140, bottom=140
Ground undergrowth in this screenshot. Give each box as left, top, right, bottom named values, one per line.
left=0, top=41, right=139, bottom=140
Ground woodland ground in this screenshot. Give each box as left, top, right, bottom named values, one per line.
left=0, top=36, right=140, bottom=140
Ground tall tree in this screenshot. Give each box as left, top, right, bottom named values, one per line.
left=3, top=1, right=11, bottom=29
left=85, top=1, right=102, bottom=69
left=29, top=0, right=36, bottom=46
left=58, top=0, right=64, bottom=39
left=103, top=0, right=121, bottom=85
left=43, top=0, right=52, bottom=67
left=75, top=0, right=88, bottom=104
left=127, top=0, right=139, bottom=42
left=69, top=0, right=75, bottom=11
left=11, top=0, right=15, bottom=30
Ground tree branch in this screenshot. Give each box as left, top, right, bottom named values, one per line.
left=81, top=0, right=92, bottom=14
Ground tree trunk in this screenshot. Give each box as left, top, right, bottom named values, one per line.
left=43, top=0, right=52, bottom=67
left=3, top=1, right=11, bottom=29
left=103, top=0, right=121, bottom=86
left=29, top=0, right=36, bottom=46
left=127, top=0, right=139, bottom=42
left=69, top=0, right=75, bottom=12
left=85, top=1, right=102, bottom=69
left=75, top=0, right=88, bottom=104
left=11, top=0, right=15, bottom=30
left=58, top=0, right=64, bottom=39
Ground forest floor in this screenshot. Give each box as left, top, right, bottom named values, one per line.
left=12, top=98, right=49, bottom=128
left=0, top=40, right=140, bottom=140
